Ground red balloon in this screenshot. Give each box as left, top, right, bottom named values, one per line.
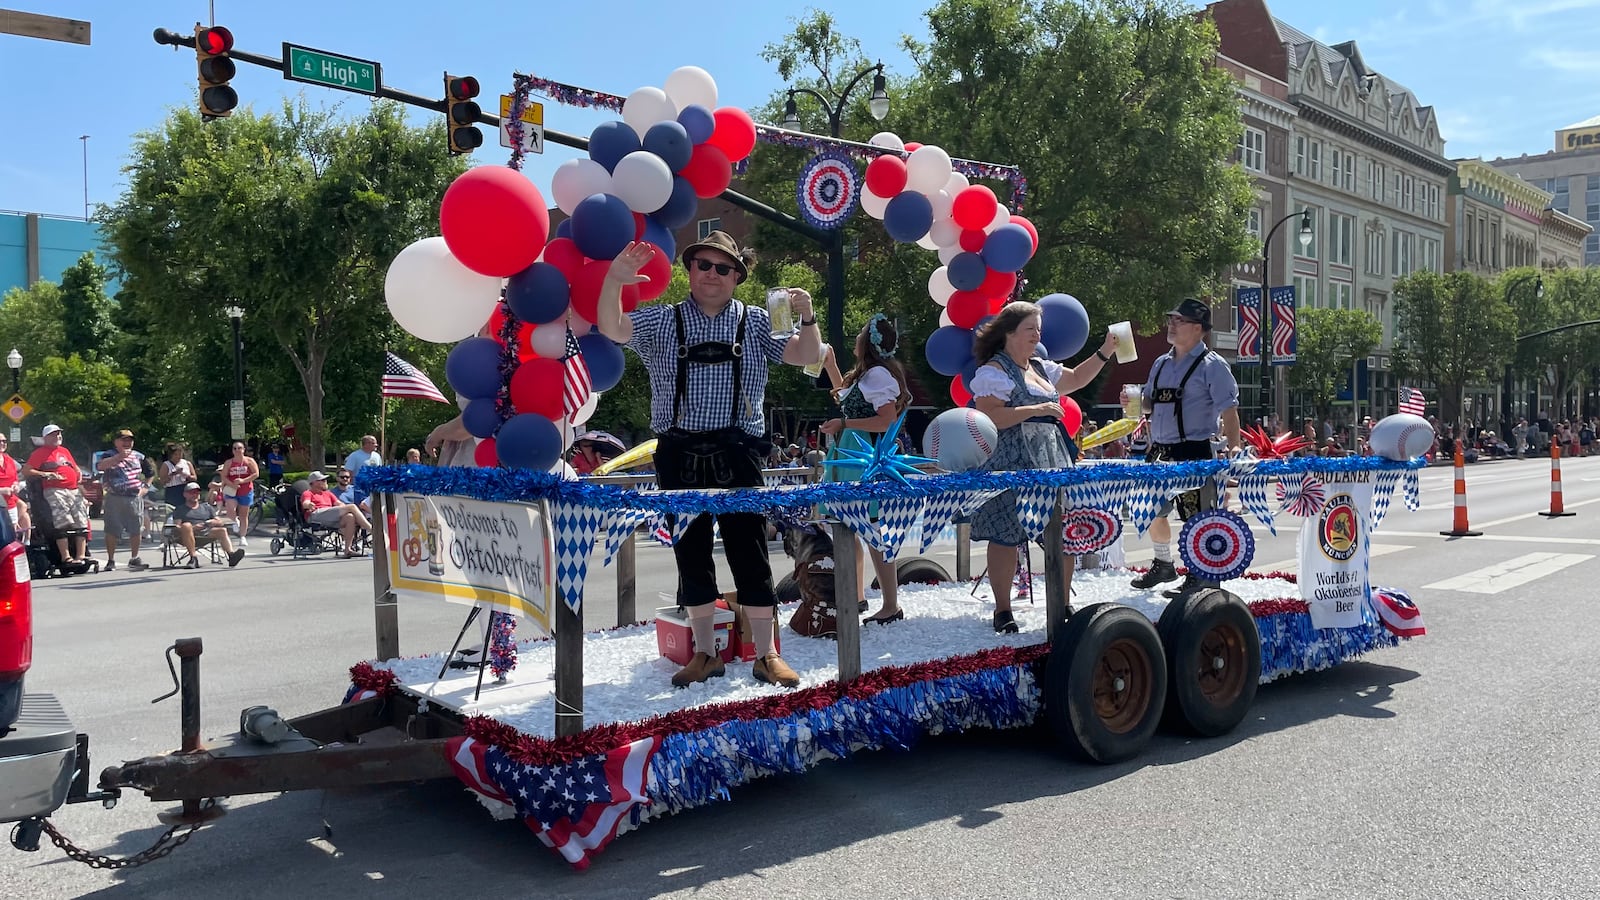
left=485, top=302, right=510, bottom=341
left=947, top=290, right=987, bottom=329
left=864, top=155, right=908, bottom=197
left=473, top=438, right=499, bottom=468
left=951, top=185, right=999, bottom=231
left=510, top=358, right=565, bottom=420
left=707, top=107, right=758, bottom=162
left=1010, top=214, right=1039, bottom=252
left=950, top=375, right=972, bottom=407
left=904, top=141, right=923, bottom=153
left=681, top=143, right=732, bottom=199
left=632, top=212, right=648, bottom=241
left=981, top=269, right=1017, bottom=298
left=1060, top=396, right=1083, bottom=435
left=958, top=228, right=988, bottom=253
left=541, top=237, right=585, bottom=280
left=987, top=295, right=1007, bottom=314
left=567, top=259, right=610, bottom=324
left=516, top=324, right=537, bottom=361
left=440, top=167, right=550, bottom=277
left=637, top=242, right=673, bottom=301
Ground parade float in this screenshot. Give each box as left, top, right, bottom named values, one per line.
left=81, top=65, right=1428, bottom=872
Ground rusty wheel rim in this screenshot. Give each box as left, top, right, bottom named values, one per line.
left=1091, top=637, right=1154, bottom=734
left=1196, top=621, right=1248, bottom=705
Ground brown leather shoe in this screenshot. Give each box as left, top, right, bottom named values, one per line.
left=670, top=652, right=726, bottom=688
left=752, top=653, right=800, bottom=688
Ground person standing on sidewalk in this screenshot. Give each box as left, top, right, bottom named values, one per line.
left=220, top=441, right=260, bottom=547
left=95, top=429, right=152, bottom=572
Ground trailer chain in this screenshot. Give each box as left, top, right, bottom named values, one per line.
left=32, top=814, right=203, bottom=870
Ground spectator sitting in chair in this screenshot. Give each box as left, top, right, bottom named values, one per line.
left=334, top=468, right=370, bottom=515
left=302, top=470, right=370, bottom=558
left=172, top=482, right=245, bottom=568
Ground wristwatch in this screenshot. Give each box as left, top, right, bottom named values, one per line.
left=800, top=318, right=817, bottom=327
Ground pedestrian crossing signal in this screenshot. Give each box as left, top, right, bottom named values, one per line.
left=445, top=74, right=483, bottom=154
left=195, top=24, right=238, bottom=119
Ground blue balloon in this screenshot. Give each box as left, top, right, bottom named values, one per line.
left=555, top=218, right=572, bottom=239
left=505, top=262, right=570, bottom=326
left=960, top=358, right=981, bottom=392
left=677, top=104, right=715, bottom=144
left=1034, top=342, right=1049, bottom=359
left=588, top=121, right=641, bottom=173
left=570, top=193, right=634, bottom=261
left=643, top=121, right=693, bottom=173
left=1038, top=292, right=1090, bottom=360
left=883, top=191, right=934, bottom=243
left=947, top=252, right=988, bottom=292
left=495, top=413, right=564, bottom=471
left=925, top=325, right=976, bottom=377
left=982, top=223, right=1034, bottom=273
left=462, top=398, right=504, bottom=440
left=654, top=176, right=699, bottom=230
left=641, top=216, right=677, bottom=261
left=577, top=333, right=626, bottom=392
left=444, top=337, right=504, bottom=400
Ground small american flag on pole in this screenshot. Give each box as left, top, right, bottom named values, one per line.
left=562, top=328, right=593, bottom=420
left=1398, top=386, right=1427, bottom=417
left=382, top=352, right=449, bottom=403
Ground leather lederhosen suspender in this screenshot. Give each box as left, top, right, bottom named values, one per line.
left=673, top=301, right=749, bottom=430
left=1150, top=352, right=1208, bottom=441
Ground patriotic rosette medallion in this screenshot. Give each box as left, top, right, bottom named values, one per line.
left=1178, top=509, right=1255, bottom=582
left=796, top=152, right=860, bottom=230
left=1275, top=473, right=1327, bottom=518
left=1061, top=508, right=1122, bottom=555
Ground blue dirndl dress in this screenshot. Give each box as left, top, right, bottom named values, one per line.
left=968, top=354, right=1074, bottom=547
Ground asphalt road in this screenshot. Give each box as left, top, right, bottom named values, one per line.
left=5, top=455, right=1599, bottom=899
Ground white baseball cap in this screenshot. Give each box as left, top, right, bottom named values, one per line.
left=41, top=424, right=61, bottom=437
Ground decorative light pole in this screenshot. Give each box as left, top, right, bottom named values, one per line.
left=6, top=349, right=20, bottom=395
left=1258, top=210, right=1314, bottom=426
left=225, top=305, right=245, bottom=440
left=781, top=62, right=890, bottom=361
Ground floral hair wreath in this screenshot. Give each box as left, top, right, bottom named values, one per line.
left=866, top=314, right=894, bottom=359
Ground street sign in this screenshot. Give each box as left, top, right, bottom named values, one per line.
left=283, top=43, right=381, bottom=96
left=8, top=427, right=19, bottom=444
left=499, top=95, right=544, bottom=154
left=3, top=394, right=31, bottom=423
left=230, top=400, right=246, bottom=440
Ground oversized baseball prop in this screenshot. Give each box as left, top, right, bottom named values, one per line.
left=1178, top=509, right=1256, bottom=582
left=1368, top=413, right=1434, bottom=461
left=922, top=408, right=998, bottom=473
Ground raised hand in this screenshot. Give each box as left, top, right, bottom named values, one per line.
left=605, top=241, right=656, bottom=286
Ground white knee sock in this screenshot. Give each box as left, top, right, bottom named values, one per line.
left=746, top=606, right=776, bottom=658
left=1153, top=543, right=1173, bottom=563
left=686, top=603, right=717, bottom=657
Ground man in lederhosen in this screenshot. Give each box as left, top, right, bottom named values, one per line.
left=596, top=233, right=820, bottom=689
left=1130, top=298, right=1241, bottom=599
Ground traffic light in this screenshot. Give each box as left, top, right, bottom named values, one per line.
left=445, top=74, right=483, bottom=154
left=194, top=24, right=237, bottom=119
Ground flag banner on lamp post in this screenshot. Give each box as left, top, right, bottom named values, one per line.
left=1270, top=286, right=1297, bottom=365
left=1235, top=286, right=1262, bottom=358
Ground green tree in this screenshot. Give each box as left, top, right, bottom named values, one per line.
left=57, top=253, right=115, bottom=360
left=25, top=353, right=132, bottom=452
left=1289, top=307, right=1382, bottom=422
left=0, top=281, right=67, bottom=378
left=1393, top=271, right=1514, bottom=427
left=102, top=100, right=465, bottom=465
left=1512, top=267, right=1600, bottom=419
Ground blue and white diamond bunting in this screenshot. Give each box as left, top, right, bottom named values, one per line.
left=876, top=495, right=926, bottom=561
left=550, top=500, right=606, bottom=615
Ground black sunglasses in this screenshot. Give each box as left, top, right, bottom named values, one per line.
left=691, top=258, right=736, bottom=276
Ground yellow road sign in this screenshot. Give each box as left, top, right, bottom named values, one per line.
left=499, top=95, right=545, bottom=154
left=4, top=394, right=32, bottom=423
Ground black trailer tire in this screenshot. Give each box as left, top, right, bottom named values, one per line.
left=1157, top=588, right=1260, bottom=737
left=1043, top=602, right=1167, bottom=764
left=775, top=571, right=801, bottom=604
left=869, top=557, right=951, bottom=589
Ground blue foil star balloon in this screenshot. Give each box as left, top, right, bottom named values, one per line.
left=820, top=412, right=937, bottom=485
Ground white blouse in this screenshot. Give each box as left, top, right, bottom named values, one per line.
left=847, top=366, right=902, bottom=410
left=970, top=359, right=1064, bottom=399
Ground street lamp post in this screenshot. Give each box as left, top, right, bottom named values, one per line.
left=1500, top=274, right=1544, bottom=443
left=781, top=62, right=890, bottom=361
left=6, top=349, right=20, bottom=395
left=1258, top=210, right=1314, bottom=427
left=224, top=305, right=245, bottom=440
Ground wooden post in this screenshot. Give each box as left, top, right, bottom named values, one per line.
left=370, top=493, right=400, bottom=661
left=1041, top=491, right=1068, bottom=642
left=955, top=522, right=972, bottom=582
left=553, top=594, right=584, bottom=737
left=829, top=520, right=861, bottom=685
left=616, top=523, right=637, bottom=626
left=1195, top=480, right=1221, bottom=590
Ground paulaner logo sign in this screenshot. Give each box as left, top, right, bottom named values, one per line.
left=389, top=494, right=554, bottom=634
left=1298, top=474, right=1373, bottom=630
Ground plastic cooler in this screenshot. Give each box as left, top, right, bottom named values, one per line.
left=654, top=599, right=736, bottom=665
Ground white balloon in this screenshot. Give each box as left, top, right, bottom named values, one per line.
left=622, top=86, right=677, bottom=135
left=986, top=204, right=1011, bottom=232
left=938, top=307, right=955, bottom=327
left=943, top=171, right=970, bottom=196
left=385, top=237, right=501, bottom=343
left=552, top=159, right=613, bottom=216
left=860, top=188, right=891, bottom=220
left=930, top=216, right=961, bottom=248
left=868, top=131, right=905, bottom=152
left=928, top=266, right=956, bottom=306
left=928, top=190, right=954, bottom=221
left=937, top=243, right=962, bottom=265
left=611, top=151, right=674, bottom=213
left=571, top=389, right=602, bottom=426
left=664, top=66, right=718, bottom=112
left=905, top=145, right=953, bottom=194
left=529, top=321, right=569, bottom=358
left=916, top=230, right=940, bottom=251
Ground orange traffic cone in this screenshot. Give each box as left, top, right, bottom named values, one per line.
left=1439, top=445, right=1481, bottom=537
left=1539, top=442, right=1576, bottom=518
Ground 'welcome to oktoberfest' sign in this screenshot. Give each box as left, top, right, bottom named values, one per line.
left=388, top=494, right=554, bottom=635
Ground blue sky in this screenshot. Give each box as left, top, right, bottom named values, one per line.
left=3, top=0, right=1598, bottom=221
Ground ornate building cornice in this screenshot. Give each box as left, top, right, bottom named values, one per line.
left=1293, top=100, right=1455, bottom=177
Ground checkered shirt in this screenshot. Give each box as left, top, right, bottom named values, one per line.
left=627, top=299, right=793, bottom=436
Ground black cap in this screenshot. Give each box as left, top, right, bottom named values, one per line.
left=1166, top=298, right=1213, bottom=331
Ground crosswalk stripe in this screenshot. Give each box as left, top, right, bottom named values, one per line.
left=1422, top=552, right=1592, bottom=594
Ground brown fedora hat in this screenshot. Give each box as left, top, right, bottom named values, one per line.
left=680, top=230, right=750, bottom=283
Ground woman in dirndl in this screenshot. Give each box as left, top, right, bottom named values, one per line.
left=819, top=314, right=913, bottom=624
left=968, top=301, right=1120, bottom=633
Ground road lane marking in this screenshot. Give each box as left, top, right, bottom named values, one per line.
left=1382, top=530, right=1600, bottom=546
left=1422, top=552, right=1592, bottom=594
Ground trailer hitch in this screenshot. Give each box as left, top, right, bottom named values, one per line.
left=117, top=637, right=227, bottom=826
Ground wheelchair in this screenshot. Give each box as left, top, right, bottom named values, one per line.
left=269, top=484, right=368, bottom=558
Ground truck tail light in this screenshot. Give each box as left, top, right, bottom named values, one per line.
left=0, top=541, right=33, bottom=678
